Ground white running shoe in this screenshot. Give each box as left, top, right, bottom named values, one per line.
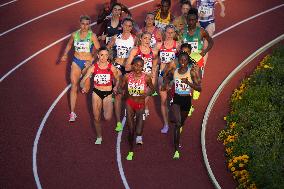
left=69, top=112, right=77, bottom=122
left=136, top=136, right=143, bottom=145
left=145, top=109, right=150, bottom=117
left=95, top=137, right=102, bottom=145
left=161, top=125, right=169, bottom=134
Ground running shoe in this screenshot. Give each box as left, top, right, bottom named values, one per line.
left=115, top=122, right=123, bottom=132
left=193, top=90, right=200, bottom=100
left=173, top=151, right=180, bottom=159
left=145, top=109, right=150, bottom=117
left=136, top=136, right=143, bottom=145
left=69, top=112, right=77, bottom=122
left=95, top=137, right=102, bottom=145
left=126, top=152, right=134, bottom=161
left=188, top=105, right=195, bottom=117
left=161, top=125, right=169, bottom=134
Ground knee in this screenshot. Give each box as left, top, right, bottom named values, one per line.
left=94, top=116, right=101, bottom=123
left=71, top=83, right=78, bottom=91
left=104, top=114, right=112, bottom=121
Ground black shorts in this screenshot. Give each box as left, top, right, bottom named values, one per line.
left=93, top=88, right=113, bottom=100
left=173, top=93, right=192, bottom=112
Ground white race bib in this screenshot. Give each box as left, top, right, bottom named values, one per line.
left=175, top=78, right=191, bottom=95
left=117, top=45, right=131, bottom=58
left=188, top=41, right=199, bottom=53
left=74, top=41, right=90, bottom=52
left=94, top=74, right=110, bottom=85
left=160, top=51, right=176, bottom=64
left=128, top=82, right=145, bottom=96
left=198, top=5, right=213, bottom=17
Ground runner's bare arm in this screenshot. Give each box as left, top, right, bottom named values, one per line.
left=125, top=47, right=138, bottom=71
left=184, top=69, right=201, bottom=92
left=80, top=65, right=94, bottom=93
left=151, top=49, right=159, bottom=77
left=190, top=0, right=197, bottom=7
left=106, top=35, right=117, bottom=50
left=111, top=65, right=120, bottom=94
left=92, top=33, right=101, bottom=51
left=216, top=0, right=226, bottom=17
left=146, top=75, right=155, bottom=96
left=200, top=28, right=214, bottom=56
left=60, top=33, right=75, bottom=63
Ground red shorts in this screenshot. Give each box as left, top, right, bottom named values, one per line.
left=126, top=98, right=145, bottom=111
left=197, top=57, right=204, bottom=68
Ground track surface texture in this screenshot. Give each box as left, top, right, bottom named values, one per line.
left=0, top=0, right=283, bottom=188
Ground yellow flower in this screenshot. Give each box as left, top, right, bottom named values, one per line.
left=230, top=122, right=236, bottom=129
left=239, top=163, right=245, bottom=168
left=263, top=65, right=273, bottom=69
left=228, top=162, right=233, bottom=168
left=244, top=159, right=248, bottom=163
left=224, top=116, right=227, bottom=120
left=242, top=155, right=249, bottom=159
left=231, top=167, right=236, bottom=172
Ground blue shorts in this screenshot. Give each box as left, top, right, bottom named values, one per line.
left=199, top=20, right=215, bottom=29
left=73, top=57, right=86, bottom=70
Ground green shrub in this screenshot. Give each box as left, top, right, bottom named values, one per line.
left=218, top=45, right=284, bottom=189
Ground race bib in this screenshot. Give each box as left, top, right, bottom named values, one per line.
left=142, top=57, right=153, bottom=74
left=128, top=82, right=145, bottom=96
left=94, top=74, right=110, bottom=85
left=74, top=41, right=90, bottom=52
left=187, top=41, right=199, bottom=53
left=175, top=78, right=191, bottom=95
left=117, top=45, right=130, bottom=58
left=155, top=20, right=167, bottom=30
left=199, top=5, right=213, bottom=17
left=160, top=51, right=175, bottom=64
left=150, top=35, right=157, bottom=48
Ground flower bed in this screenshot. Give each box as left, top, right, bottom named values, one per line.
left=218, top=46, right=284, bottom=189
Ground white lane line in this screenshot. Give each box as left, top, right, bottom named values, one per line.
left=201, top=34, right=284, bottom=189
left=33, top=84, right=71, bottom=189
left=1, top=3, right=283, bottom=83
left=214, top=4, right=284, bottom=39
left=116, top=116, right=129, bottom=189
left=32, top=1, right=154, bottom=189
left=0, top=0, right=85, bottom=37
left=31, top=3, right=282, bottom=189
left=0, top=0, right=17, bottom=8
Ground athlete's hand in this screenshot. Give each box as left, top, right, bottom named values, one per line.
left=181, top=77, right=189, bottom=85
left=59, top=54, right=68, bottom=63
left=84, top=60, right=92, bottom=68
left=100, top=35, right=106, bottom=41
left=113, top=86, right=119, bottom=95
left=220, top=11, right=225, bottom=17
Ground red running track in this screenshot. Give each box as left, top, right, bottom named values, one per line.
left=0, top=0, right=283, bottom=188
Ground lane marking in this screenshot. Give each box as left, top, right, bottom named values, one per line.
left=201, top=34, right=284, bottom=189
left=31, top=3, right=283, bottom=189
left=0, top=0, right=17, bottom=8
left=214, top=4, right=284, bottom=38
left=32, top=1, right=154, bottom=189
left=116, top=116, right=129, bottom=189
left=0, top=0, right=85, bottom=37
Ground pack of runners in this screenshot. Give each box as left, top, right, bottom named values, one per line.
left=59, top=0, right=225, bottom=160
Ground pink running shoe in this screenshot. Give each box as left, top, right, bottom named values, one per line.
left=69, top=112, right=77, bottom=122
